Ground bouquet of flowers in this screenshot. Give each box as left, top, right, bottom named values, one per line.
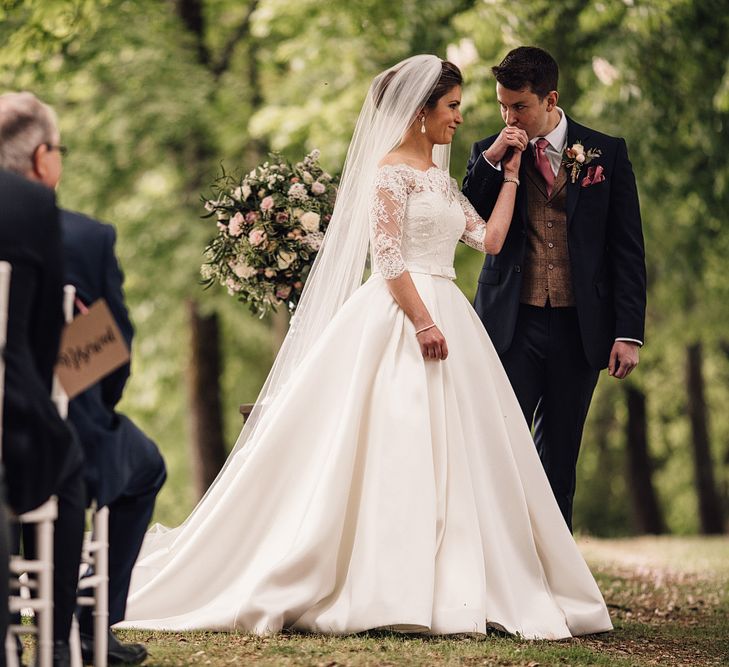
left=201, top=149, right=338, bottom=317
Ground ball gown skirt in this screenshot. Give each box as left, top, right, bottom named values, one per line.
left=120, top=270, right=612, bottom=639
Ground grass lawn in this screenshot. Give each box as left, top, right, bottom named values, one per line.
left=22, top=536, right=729, bottom=666
left=107, top=536, right=729, bottom=666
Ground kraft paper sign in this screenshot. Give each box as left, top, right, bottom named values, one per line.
left=55, top=298, right=130, bottom=399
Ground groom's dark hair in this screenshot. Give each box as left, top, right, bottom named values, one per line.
left=491, top=47, right=558, bottom=99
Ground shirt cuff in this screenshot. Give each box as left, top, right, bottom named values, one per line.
left=615, top=337, right=643, bottom=347
left=481, top=151, right=501, bottom=171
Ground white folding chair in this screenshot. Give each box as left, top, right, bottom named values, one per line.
left=69, top=502, right=109, bottom=667
left=64, top=285, right=109, bottom=667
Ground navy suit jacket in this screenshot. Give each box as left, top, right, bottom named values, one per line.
left=463, top=117, right=647, bottom=369
left=0, top=172, right=79, bottom=513
left=60, top=209, right=151, bottom=506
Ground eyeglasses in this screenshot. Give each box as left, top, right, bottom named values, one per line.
left=44, top=143, right=68, bottom=156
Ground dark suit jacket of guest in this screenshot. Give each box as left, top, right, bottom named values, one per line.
left=462, top=117, right=647, bottom=370
left=0, top=171, right=80, bottom=514
left=60, top=209, right=148, bottom=508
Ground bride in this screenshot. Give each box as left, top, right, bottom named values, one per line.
left=121, top=55, right=612, bottom=639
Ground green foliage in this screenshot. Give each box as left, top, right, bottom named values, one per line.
left=2, top=0, right=727, bottom=532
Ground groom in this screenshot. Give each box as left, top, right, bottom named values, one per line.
left=463, top=46, right=646, bottom=531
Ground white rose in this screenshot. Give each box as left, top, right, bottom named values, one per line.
left=277, top=250, right=297, bottom=269
left=572, top=143, right=585, bottom=155
left=576, top=153, right=586, bottom=163
left=299, top=211, right=321, bottom=233
left=232, top=261, right=257, bottom=279
left=302, top=171, right=314, bottom=184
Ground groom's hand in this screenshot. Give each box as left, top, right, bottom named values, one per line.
left=608, top=341, right=640, bottom=379
left=484, top=126, right=529, bottom=165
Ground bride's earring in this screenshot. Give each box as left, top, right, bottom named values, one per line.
left=420, top=115, right=426, bottom=134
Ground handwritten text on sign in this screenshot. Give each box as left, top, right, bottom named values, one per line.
left=55, top=298, right=130, bottom=399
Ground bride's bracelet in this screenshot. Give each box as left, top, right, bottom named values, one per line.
left=503, top=176, right=520, bottom=186
left=415, top=323, right=436, bottom=336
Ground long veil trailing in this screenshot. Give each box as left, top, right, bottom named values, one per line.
left=134, top=55, right=448, bottom=567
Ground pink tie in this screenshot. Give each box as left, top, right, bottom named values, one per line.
left=534, top=138, right=555, bottom=197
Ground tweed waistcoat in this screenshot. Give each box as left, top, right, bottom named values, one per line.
left=520, top=156, right=576, bottom=307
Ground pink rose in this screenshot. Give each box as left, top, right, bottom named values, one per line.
left=275, top=211, right=290, bottom=224
left=228, top=212, right=245, bottom=237
left=260, top=196, right=275, bottom=212
left=245, top=211, right=260, bottom=224
left=264, top=268, right=277, bottom=278
left=311, top=181, right=326, bottom=195
left=248, top=228, right=267, bottom=246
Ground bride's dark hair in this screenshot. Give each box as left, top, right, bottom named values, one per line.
left=424, top=61, right=463, bottom=108
left=374, top=59, right=463, bottom=109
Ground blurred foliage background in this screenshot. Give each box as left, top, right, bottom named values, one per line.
left=1, top=0, right=727, bottom=535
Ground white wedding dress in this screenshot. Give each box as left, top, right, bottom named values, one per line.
left=120, top=164, right=612, bottom=639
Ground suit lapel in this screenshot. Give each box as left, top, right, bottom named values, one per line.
left=565, top=117, right=592, bottom=228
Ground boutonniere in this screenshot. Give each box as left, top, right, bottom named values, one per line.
left=562, top=141, right=602, bottom=184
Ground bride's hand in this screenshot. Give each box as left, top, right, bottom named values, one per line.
left=416, top=325, right=448, bottom=361
left=502, top=146, right=523, bottom=177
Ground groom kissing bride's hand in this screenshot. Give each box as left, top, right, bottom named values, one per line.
left=484, top=125, right=529, bottom=166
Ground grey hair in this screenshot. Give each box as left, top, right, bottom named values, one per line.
left=0, top=92, right=59, bottom=175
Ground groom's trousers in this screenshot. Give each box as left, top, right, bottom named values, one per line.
left=499, top=303, right=600, bottom=532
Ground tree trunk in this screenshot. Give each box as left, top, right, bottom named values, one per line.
left=271, top=307, right=290, bottom=355
left=187, top=299, right=226, bottom=499
left=625, top=386, right=665, bottom=534
left=686, top=342, right=725, bottom=534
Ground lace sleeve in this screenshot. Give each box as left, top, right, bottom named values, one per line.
left=452, top=177, right=488, bottom=253
left=369, top=166, right=410, bottom=279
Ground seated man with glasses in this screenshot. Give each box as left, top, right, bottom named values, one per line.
left=0, top=92, right=85, bottom=667
left=0, top=91, right=166, bottom=667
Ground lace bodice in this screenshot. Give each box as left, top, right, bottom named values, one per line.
left=369, top=164, right=487, bottom=280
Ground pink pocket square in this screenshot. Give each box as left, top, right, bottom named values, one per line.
left=581, top=164, right=605, bottom=188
